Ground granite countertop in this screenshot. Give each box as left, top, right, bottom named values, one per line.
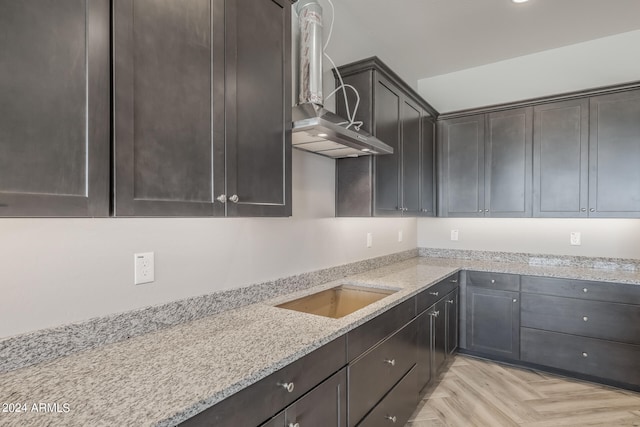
left=2, top=255, right=640, bottom=427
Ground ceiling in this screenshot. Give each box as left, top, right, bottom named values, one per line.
left=326, top=0, right=640, bottom=87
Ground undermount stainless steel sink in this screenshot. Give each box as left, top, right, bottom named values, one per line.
left=276, top=285, right=397, bottom=319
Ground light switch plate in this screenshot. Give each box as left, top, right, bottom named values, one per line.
left=451, top=230, right=459, bottom=241
left=366, top=232, right=373, bottom=248
left=135, top=252, right=155, bottom=285
left=398, top=230, right=403, bottom=242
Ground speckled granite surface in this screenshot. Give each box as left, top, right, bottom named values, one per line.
left=2, top=250, right=640, bottom=427
left=0, top=249, right=418, bottom=374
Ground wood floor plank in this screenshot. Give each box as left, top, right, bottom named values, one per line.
left=406, top=355, right=640, bottom=427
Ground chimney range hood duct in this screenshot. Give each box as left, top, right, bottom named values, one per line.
left=292, top=0, right=393, bottom=158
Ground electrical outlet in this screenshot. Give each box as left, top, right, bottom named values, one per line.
left=398, top=230, right=403, bottom=242
left=134, top=252, right=155, bottom=285
left=366, top=232, right=373, bottom=248
left=570, top=232, right=581, bottom=246
left=451, top=230, right=459, bottom=241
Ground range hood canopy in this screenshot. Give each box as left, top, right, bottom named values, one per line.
left=292, top=0, right=393, bottom=159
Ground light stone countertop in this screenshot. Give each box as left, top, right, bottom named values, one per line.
left=1, top=255, right=640, bottom=427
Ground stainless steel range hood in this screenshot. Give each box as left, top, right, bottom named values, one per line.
left=292, top=0, right=393, bottom=159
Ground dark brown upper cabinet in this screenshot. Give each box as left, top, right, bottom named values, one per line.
left=438, top=107, right=533, bottom=217
left=588, top=89, right=640, bottom=218
left=334, top=57, right=438, bottom=217
left=113, top=0, right=291, bottom=217
left=0, top=0, right=110, bottom=217
left=533, top=99, right=589, bottom=217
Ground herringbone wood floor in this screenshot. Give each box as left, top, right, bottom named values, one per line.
left=407, top=355, right=640, bottom=427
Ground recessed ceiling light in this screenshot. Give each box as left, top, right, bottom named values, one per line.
left=512, top=0, right=529, bottom=3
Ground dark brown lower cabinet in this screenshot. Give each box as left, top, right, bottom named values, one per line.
left=261, top=368, right=347, bottom=427
left=358, top=366, right=418, bottom=427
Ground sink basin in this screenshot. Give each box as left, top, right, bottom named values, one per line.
left=276, top=285, right=397, bottom=319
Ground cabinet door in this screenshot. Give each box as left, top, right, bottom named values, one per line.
left=114, top=0, right=224, bottom=216
left=285, top=368, right=347, bottom=427
left=0, top=0, right=109, bottom=217
left=533, top=99, right=589, bottom=217
left=420, top=114, right=436, bottom=216
left=401, top=99, right=421, bottom=215
left=416, top=311, right=433, bottom=392
left=225, top=0, right=291, bottom=217
left=445, top=289, right=459, bottom=355
left=466, top=286, right=520, bottom=360
left=373, top=76, right=402, bottom=216
left=438, top=115, right=485, bottom=217
left=431, top=298, right=447, bottom=376
left=589, top=90, right=640, bottom=217
left=485, top=107, right=533, bottom=217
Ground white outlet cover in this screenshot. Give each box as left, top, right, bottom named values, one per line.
left=570, top=232, right=581, bottom=246
left=398, top=230, right=403, bottom=242
left=366, top=232, right=373, bottom=248
left=451, top=230, right=459, bottom=241
left=135, top=252, right=155, bottom=285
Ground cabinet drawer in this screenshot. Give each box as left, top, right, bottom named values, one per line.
left=180, top=336, right=346, bottom=427
left=348, top=298, right=415, bottom=361
left=521, top=328, right=640, bottom=387
left=521, top=294, right=640, bottom=344
left=358, top=366, right=418, bottom=427
left=467, top=271, right=520, bottom=292
left=521, top=276, right=640, bottom=305
left=349, top=319, right=417, bottom=427
left=416, top=272, right=459, bottom=313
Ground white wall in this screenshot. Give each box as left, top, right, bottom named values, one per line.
left=418, top=218, right=640, bottom=259
left=418, top=30, right=640, bottom=113
left=0, top=150, right=417, bottom=339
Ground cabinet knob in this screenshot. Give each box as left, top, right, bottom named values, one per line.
left=581, top=208, right=586, bottom=212
left=479, top=210, right=483, bottom=213
left=583, top=288, right=588, bottom=293
left=383, top=359, right=396, bottom=366
left=485, top=209, right=489, bottom=213
left=288, top=423, right=300, bottom=427
left=491, top=279, right=496, bottom=284
left=385, top=415, right=397, bottom=423
left=429, top=310, right=440, bottom=318
left=590, top=208, right=595, bottom=212
left=582, top=352, right=588, bottom=358
left=216, top=194, right=227, bottom=203
left=229, top=194, right=239, bottom=203
left=447, top=299, right=454, bottom=304
left=513, top=298, right=518, bottom=303
left=278, top=382, right=295, bottom=393
left=449, top=279, right=458, bottom=283
left=429, top=291, right=439, bottom=296
left=583, top=316, right=588, bottom=322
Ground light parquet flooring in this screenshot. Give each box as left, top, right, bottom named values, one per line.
left=407, top=355, right=640, bottom=427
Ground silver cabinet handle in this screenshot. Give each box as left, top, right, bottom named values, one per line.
left=485, top=209, right=489, bottom=212
left=582, top=352, right=588, bottom=358
left=590, top=208, right=595, bottom=212
left=385, top=415, right=397, bottom=423
left=447, top=299, right=454, bottom=304
left=583, top=288, right=588, bottom=293
left=513, top=298, right=518, bottom=303
left=288, top=423, right=300, bottom=427
left=216, top=194, right=227, bottom=203
left=478, top=210, right=483, bottom=213
left=583, top=316, right=588, bottom=322
left=491, top=279, right=496, bottom=284
left=383, top=359, right=396, bottom=366
left=229, top=194, right=239, bottom=203
left=429, top=291, right=439, bottom=296
left=278, top=382, right=295, bottom=393
left=429, top=310, right=440, bottom=318
left=449, top=279, right=458, bottom=283
left=581, top=208, right=586, bottom=212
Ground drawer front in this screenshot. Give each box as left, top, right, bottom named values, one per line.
left=358, top=366, right=418, bottom=427
left=348, top=297, right=415, bottom=361
left=416, top=272, right=459, bottom=313
left=467, top=271, right=520, bottom=292
left=521, top=328, right=640, bottom=386
left=349, top=319, right=417, bottom=427
left=181, top=336, right=346, bottom=427
left=521, top=293, right=640, bottom=344
left=521, top=275, right=640, bottom=305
